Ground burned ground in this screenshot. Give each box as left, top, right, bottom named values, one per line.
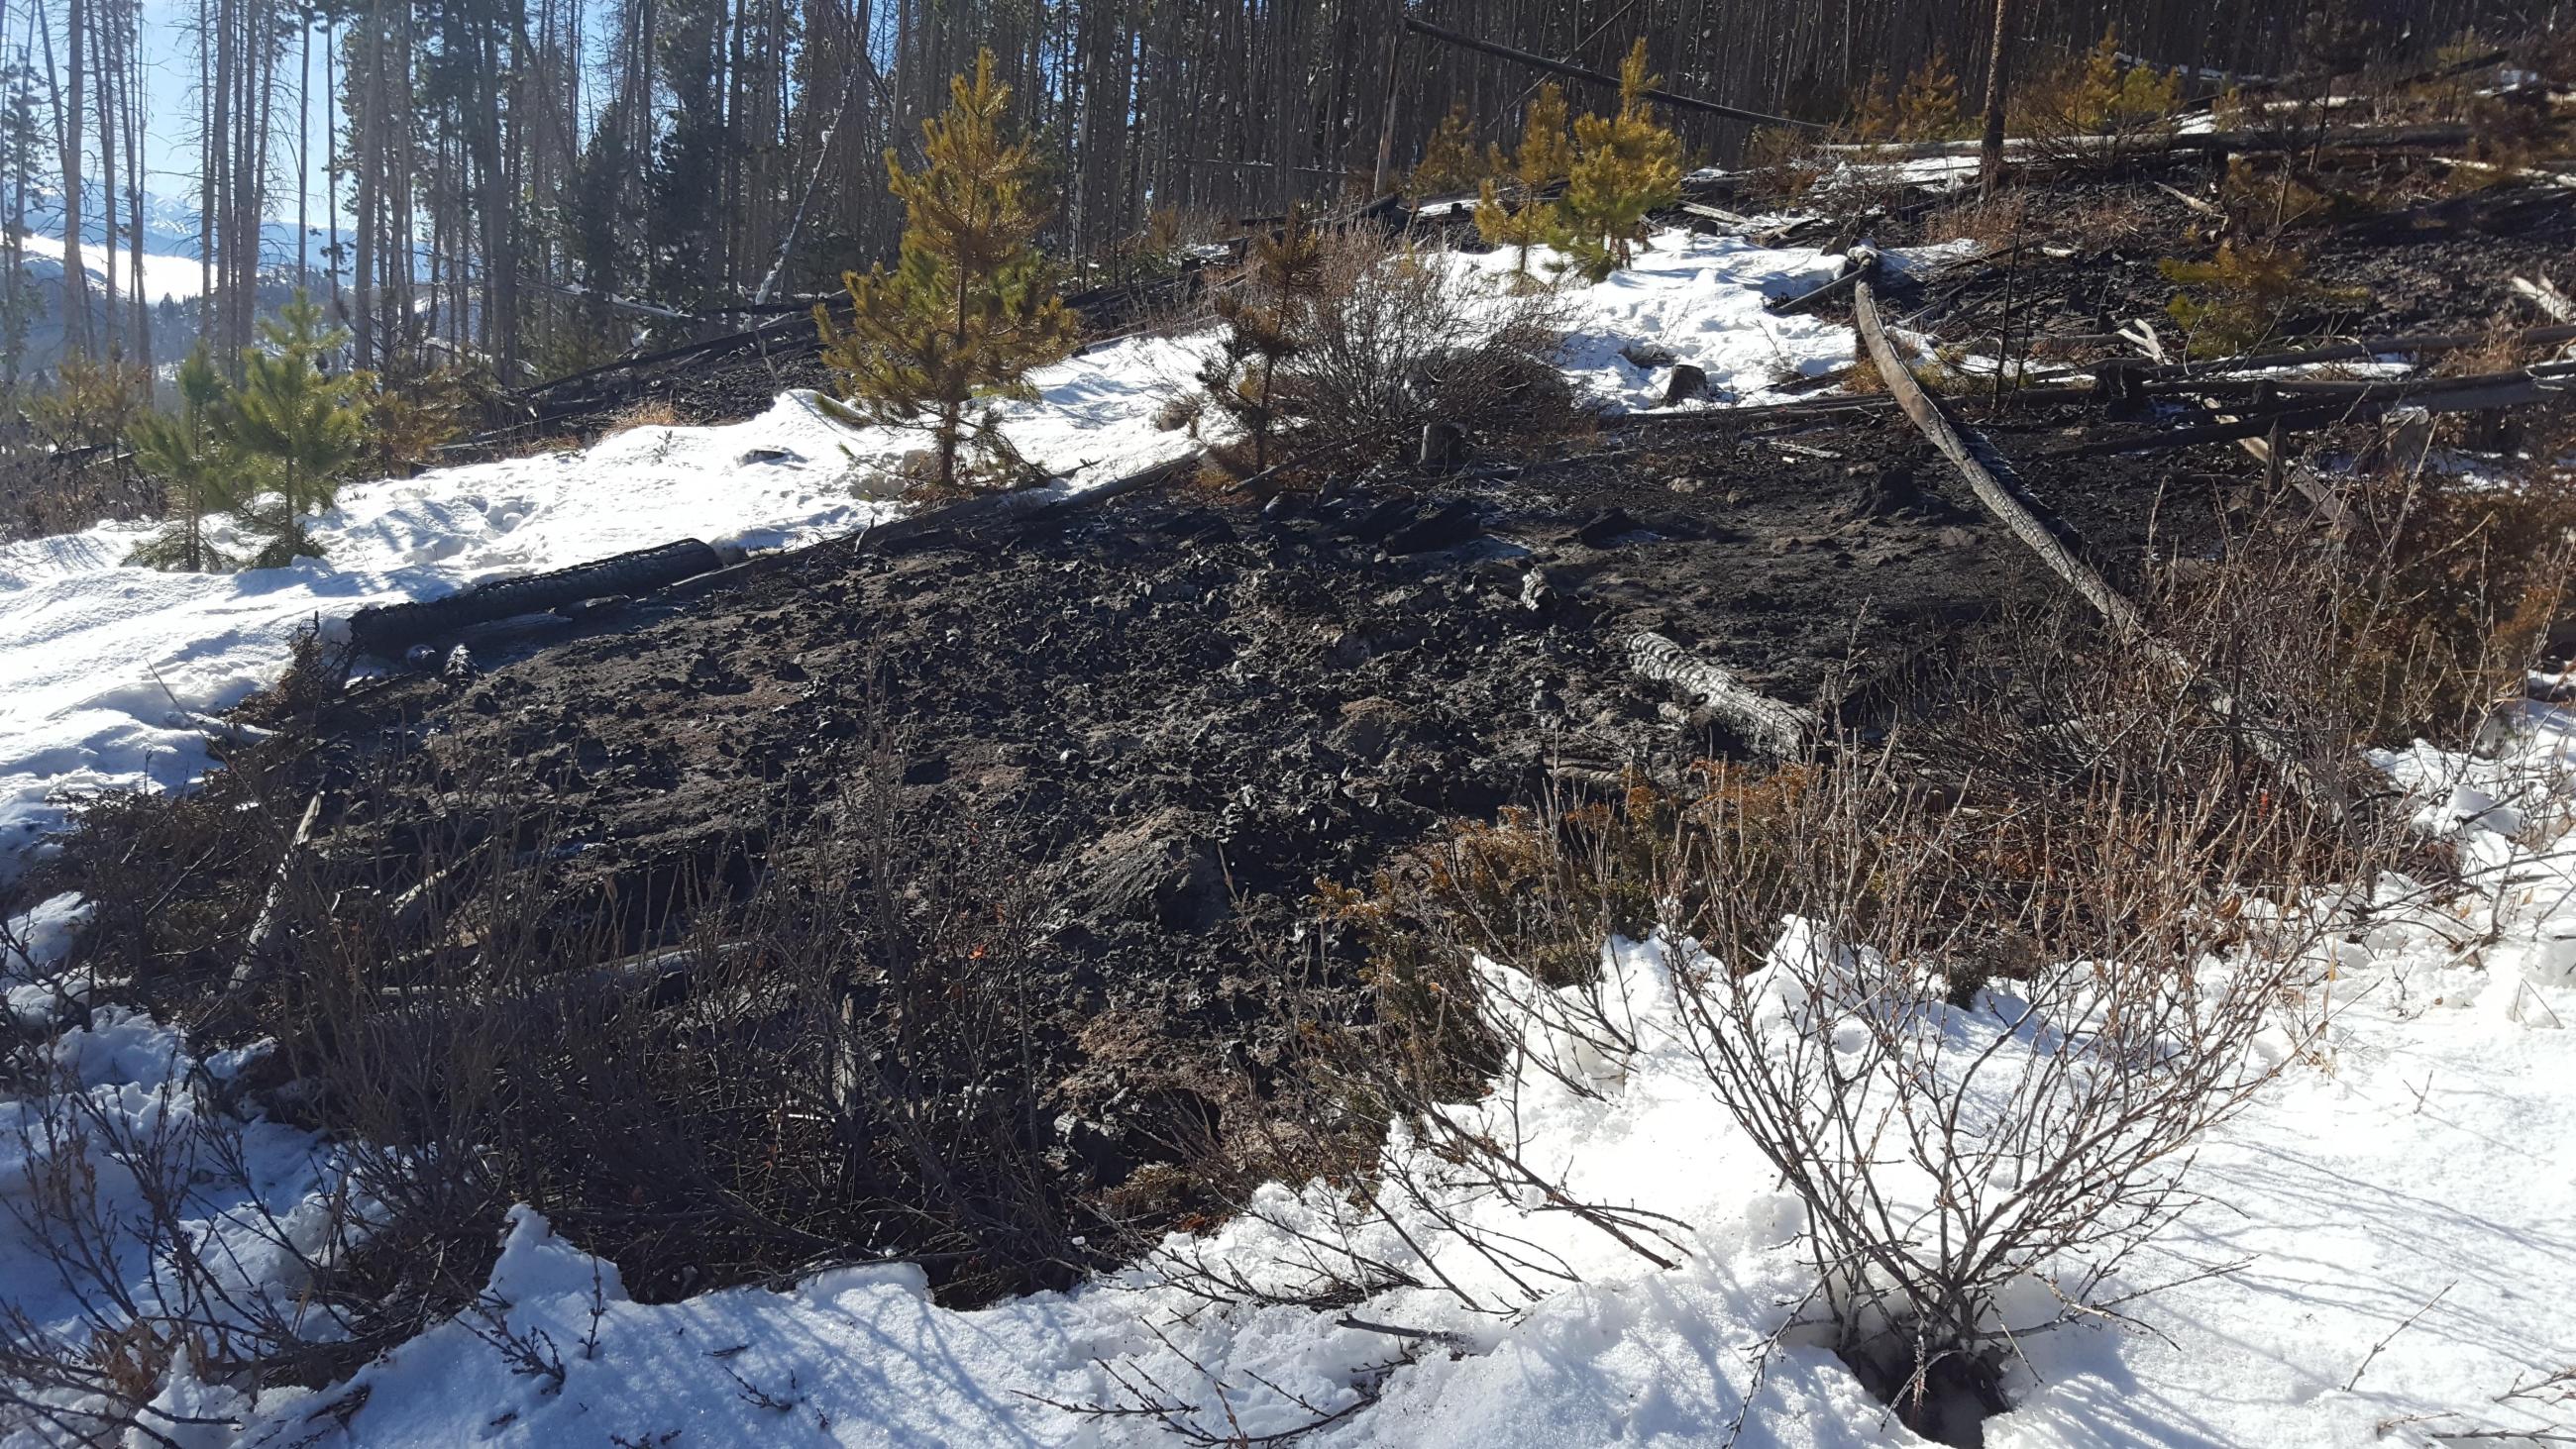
left=27, top=171, right=2574, bottom=1304
left=157, top=402, right=2207, bottom=1224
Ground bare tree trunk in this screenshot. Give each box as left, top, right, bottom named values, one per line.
left=1979, top=0, right=2015, bottom=199
left=351, top=2, right=376, bottom=364
left=326, top=13, right=340, bottom=319
left=93, top=0, right=115, bottom=352
left=294, top=6, right=308, bottom=291
left=1369, top=0, right=1403, bottom=198
left=197, top=0, right=212, bottom=307
left=474, top=20, right=515, bottom=374
left=56, top=0, right=88, bottom=353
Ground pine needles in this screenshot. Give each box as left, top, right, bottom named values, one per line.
left=813, top=50, right=1080, bottom=495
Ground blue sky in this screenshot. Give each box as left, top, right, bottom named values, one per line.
left=125, top=0, right=337, bottom=229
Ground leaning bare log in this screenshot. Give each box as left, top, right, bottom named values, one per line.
left=1854, top=277, right=2345, bottom=815
left=1399, top=17, right=1821, bottom=132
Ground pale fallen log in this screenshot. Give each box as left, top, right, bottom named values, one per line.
left=2514, top=275, right=2576, bottom=325
left=2135, top=323, right=2576, bottom=379
left=230, top=793, right=326, bottom=992
left=2432, top=155, right=2576, bottom=190
left=1624, top=632, right=1821, bottom=760
left=2151, top=179, right=2226, bottom=219
left=1824, top=121, right=2472, bottom=161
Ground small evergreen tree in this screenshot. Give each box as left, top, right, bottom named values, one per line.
left=1476, top=84, right=1573, bottom=279
left=1894, top=49, right=1968, bottom=140
left=125, top=347, right=245, bottom=572
left=1408, top=99, right=1486, bottom=198
left=226, top=292, right=369, bottom=568
left=1198, top=208, right=1326, bottom=480
left=1557, top=42, right=1683, bottom=282
left=1850, top=68, right=1903, bottom=141
left=2068, top=31, right=2181, bottom=131
left=814, top=49, right=1079, bottom=493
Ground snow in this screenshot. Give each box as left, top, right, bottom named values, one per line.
left=0, top=228, right=1857, bottom=880
left=1464, top=231, right=1861, bottom=409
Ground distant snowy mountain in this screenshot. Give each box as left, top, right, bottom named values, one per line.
left=0, top=186, right=340, bottom=369
left=13, top=231, right=205, bottom=302
left=20, top=181, right=321, bottom=266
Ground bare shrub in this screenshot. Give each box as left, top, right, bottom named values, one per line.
left=2322, top=454, right=2576, bottom=743
left=1199, top=223, right=1575, bottom=487
left=1, top=1034, right=383, bottom=1444
left=1168, top=515, right=2438, bottom=1442
left=1656, top=737, right=2366, bottom=1437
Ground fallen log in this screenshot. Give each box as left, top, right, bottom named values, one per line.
left=2139, top=362, right=2576, bottom=407
left=2047, top=401, right=2350, bottom=458
left=348, top=539, right=726, bottom=658
left=2117, top=323, right=2357, bottom=533
left=1624, top=632, right=1820, bottom=759
left=2515, top=275, right=2576, bottom=325
left=1400, top=17, right=1823, bottom=132
left=1621, top=384, right=2101, bottom=430
left=658, top=449, right=1208, bottom=604
left=2063, top=352, right=2562, bottom=514
left=2137, top=323, right=2576, bottom=379
left=510, top=311, right=816, bottom=408
left=231, top=792, right=326, bottom=993
left=1824, top=121, right=2472, bottom=161
left=1856, top=280, right=2146, bottom=636
left=1770, top=246, right=1879, bottom=316
left=1854, top=278, right=2344, bottom=814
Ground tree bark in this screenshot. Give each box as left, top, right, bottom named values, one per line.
left=1978, top=0, right=2015, bottom=198
left=57, top=0, right=88, bottom=352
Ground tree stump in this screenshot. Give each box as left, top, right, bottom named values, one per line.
left=1420, top=421, right=1466, bottom=471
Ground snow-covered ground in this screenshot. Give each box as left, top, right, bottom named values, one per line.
left=4, top=708, right=2570, bottom=1448
left=0, top=228, right=1856, bottom=881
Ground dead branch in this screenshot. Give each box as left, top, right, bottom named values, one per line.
left=2109, top=323, right=2356, bottom=535
left=1399, top=17, right=1822, bottom=132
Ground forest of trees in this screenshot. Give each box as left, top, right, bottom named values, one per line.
left=0, top=0, right=2549, bottom=394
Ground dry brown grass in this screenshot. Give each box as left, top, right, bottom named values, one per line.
left=1923, top=192, right=2034, bottom=252
left=597, top=395, right=685, bottom=441
left=1924, top=187, right=2161, bottom=256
